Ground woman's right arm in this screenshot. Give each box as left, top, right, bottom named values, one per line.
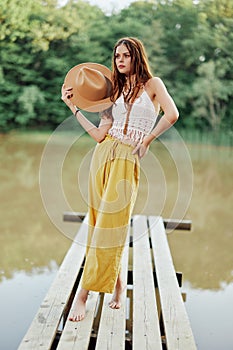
left=61, top=84, right=112, bottom=143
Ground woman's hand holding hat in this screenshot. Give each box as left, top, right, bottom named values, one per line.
left=61, top=84, right=82, bottom=118
left=60, top=62, right=113, bottom=143
left=63, top=62, right=113, bottom=113
left=61, top=74, right=112, bottom=143
left=61, top=84, right=74, bottom=108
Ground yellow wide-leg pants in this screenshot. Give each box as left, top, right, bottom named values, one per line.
left=81, top=135, right=140, bottom=293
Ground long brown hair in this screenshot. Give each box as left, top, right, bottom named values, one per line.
left=111, top=37, right=153, bottom=103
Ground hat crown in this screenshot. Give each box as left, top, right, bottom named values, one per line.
left=76, top=67, right=108, bottom=101
left=64, top=62, right=113, bottom=112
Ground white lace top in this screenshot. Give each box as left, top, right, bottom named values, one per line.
left=108, top=90, right=158, bottom=145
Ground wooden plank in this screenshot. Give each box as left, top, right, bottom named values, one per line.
left=63, top=212, right=191, bottom=230
left=18, top=216, right=88, bottom=350
left=95, top=230, right=130, bottom=350
left=63, top=211, right=85, bottom=223
left=149, top=216, right=197, bottom=350
left=132, top=215, right=162, bottom=350
left=163, top=218, right=191, bottom=231
left=56, top=291, right=99, bottom=350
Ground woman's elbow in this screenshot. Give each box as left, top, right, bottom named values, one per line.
left=96, top=136, right=105, bottom=143
left=95, top=132, right=107, bottom=143
left=169, top=109, right=179, bottom=125
left=173, top=112, right=179, bottom=124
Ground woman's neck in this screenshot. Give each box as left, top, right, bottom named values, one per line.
left=125, top=74, right=136, bottom=87
left=122, top=79, right=142, bottom=103
left=123, top=76, right=136, bottom=96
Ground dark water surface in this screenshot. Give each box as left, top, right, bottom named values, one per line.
left=0, top=131, right=232, bottom=349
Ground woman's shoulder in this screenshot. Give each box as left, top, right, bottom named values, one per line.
left=144, top=77, right=168, bottom=98
left=145, top=77, right=166, bottom=90
left=143, top=78, right=163, bottom=114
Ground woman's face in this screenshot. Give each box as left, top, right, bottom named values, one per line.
left=115, top=44, right=132, bottom=76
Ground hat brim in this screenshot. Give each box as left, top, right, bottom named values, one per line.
left=64, top=62, right=113, bottom=113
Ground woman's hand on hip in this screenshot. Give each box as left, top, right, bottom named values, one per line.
left=132, top=142, right=149, bottom=159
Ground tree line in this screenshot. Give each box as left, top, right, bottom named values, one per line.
left=0, top=0, right=232, bottom=138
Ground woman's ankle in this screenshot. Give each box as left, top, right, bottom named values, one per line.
left=78, top=288, right=89, bottom=301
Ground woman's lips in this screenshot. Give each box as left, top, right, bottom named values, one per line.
left=118, top=65, right=125, bottom=69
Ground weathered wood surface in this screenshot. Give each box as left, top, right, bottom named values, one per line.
left=56, top=291, right=99, bottom=350
left=63, top=211, right=192, bottom=231
left=18, top=216, right=88, bottom=350
left=18, top=215, right=196, bottom=350
left=95, top=232, right=129, bottom=350
left=132, top=215, right=162, bottom=350
left=149, top=216, right=197, bottom=350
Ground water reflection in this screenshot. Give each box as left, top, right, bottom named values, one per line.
left=0, top=132, right=233, bottom=350
left=0, top=132, right=71, bottom=282
left=167, top=143, right=233, bottom=290
left=1, top=132, right=232, bottom=287
left=0, top=265, right=58, bottom=350
left=184, top=281, right=233, bottom=350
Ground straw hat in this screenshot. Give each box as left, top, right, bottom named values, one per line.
left=64, top=62, right=113, bottom=112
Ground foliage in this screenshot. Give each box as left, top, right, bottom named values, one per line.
left=0, top=0, right=232, bottom=139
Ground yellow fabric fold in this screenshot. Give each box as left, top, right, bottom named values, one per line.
left=81, top=135, right=140, bottom=293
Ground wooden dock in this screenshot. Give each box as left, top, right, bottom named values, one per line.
left=18, top=214, right=196, bottom=350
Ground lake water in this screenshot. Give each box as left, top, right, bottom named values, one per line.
left=0, top=127, right=232, bottom=350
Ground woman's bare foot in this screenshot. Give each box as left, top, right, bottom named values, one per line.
left=69, top=288, right=89, bottom=322
left=109, top=274, right=126, bottom=309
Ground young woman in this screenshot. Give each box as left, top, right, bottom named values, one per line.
left=61, top=37, right=179, bottom=321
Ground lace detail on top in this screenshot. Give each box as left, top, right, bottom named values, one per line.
left=108, top=90, right=158, bottom=145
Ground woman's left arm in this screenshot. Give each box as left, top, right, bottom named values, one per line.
left=61, top=84, right=112, bottom=143
left=133, top=77, right=179, bottom=158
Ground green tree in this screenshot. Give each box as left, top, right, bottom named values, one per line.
left=0, top=0, right=106, bottom=130
left=17, top=85, right=45, bottom=125
left=0, top=0, right=232, bottom=137
left=191, top=60, right=232, bottom=131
